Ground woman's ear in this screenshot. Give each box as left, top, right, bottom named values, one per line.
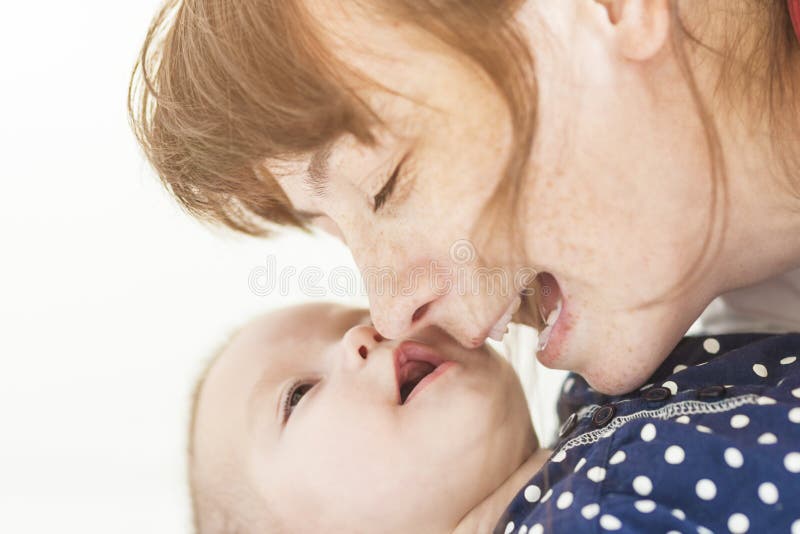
left=596, top=0, right=671, bottom=61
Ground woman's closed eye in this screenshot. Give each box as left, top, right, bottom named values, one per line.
left=282, top=380, right=316, bottom=423
left=373, top=153, right=410, bottom=212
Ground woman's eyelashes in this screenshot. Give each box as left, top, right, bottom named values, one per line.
left=373, top=153, right=410, bottom=212
left=282, top=380, right=316, bottom=423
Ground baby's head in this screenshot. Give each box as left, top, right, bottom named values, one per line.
left=189, top=302, right=537, bottom=533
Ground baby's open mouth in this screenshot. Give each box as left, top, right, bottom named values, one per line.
left=394, top=341, right=448, bottom=405
left=398, top=360, right=437, bottom=404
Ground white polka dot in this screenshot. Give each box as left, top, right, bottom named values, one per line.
left=725, top=447, right=744, bottom=468
left=524, top=485, right=541, bottom=503
left=696, top=424, right=713, bottom=434
left=574, top=458, right=587, bottom=472
left=633, top=475, right=653, bottom=496
left=793, top=387, right=800, bottom=399
left=662, top=381, right=678, bottom=395
left=790, top=407, right=800, bottom=424
left=634, top=499, right=656, bottom=513
left=785, top=452, right=800, bottom=473
left=792, top=519, right=800, bottom=534
left=728, top=513, right=750, bottom=534
left=673, top=364, right=688, bottom=373
left=641, top=423, right=657, bottom=442
left=672, top=509, right=686, bottom=520
left=698, top=527, right=713, bottom=534
left=504, top=521, right=515, bottom=534
left=664, top=445, right=685, bottom=464
left=781, top=356, right=797, bottom=365
left=676, top=415, right=690, bottom=424
left=530, top=525, right=543, bottom=534
left=703, top=338, right=720, bottom=354
left=599, top=514, right=622, bottom=531
left=758, top=482, right=779, bottom=505
left=667, top=532, right=680, bottom=534
left=753, top=363, right=768, bottom=377
left=587, top=466, right=607, bottom=483
left=757, top=396, right=777, bottom=405
left=581, top=503, right=600, bottom=520
left=639, top=383, right=654, bottom=391
left=758, top=432, right=778, bottom=445
left=556, top=491, right=574, bottom=510
left=696, top=478, right=717, bottom=500
left=609, top=450, right=626, bottom=465
left=552, top=450, right=566, bottom=462
left=518, top=526, right=527, bottom=534
left=563, top=377, right=575, bottom=392
left=541, top=488, right=553, bottom=502
left=731, top=414, right=750, bottom=428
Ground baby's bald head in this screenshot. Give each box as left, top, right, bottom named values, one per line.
left=188, top=302, right=536, bottom=533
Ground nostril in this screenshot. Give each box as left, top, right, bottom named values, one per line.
left=358, top=345, right=368, bottom=359
left=412, top=303, right=429, bottom=323
left=373, top=333, right=383, bottom=342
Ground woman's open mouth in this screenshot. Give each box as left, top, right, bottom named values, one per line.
left=393, top=341, right=455, bottom=405
left=484, top=272, right=566, bottom=345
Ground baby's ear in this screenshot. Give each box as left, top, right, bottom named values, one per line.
left=595, top=0, right=671, bottom=61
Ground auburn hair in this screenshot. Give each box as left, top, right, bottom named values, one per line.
left=128, top=0, right=799, bottom=303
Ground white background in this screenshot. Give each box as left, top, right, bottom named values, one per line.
left=0, top=2, right=565, bottom=533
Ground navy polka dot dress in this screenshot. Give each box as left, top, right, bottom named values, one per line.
left=494, top=333, right=800, bottom=534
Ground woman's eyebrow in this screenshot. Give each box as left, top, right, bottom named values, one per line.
left=305, top=146, right=332, bottom=197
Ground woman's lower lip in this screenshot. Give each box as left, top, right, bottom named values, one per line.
left=404, top=361, right=457, bottom=404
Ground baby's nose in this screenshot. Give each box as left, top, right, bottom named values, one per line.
left=340, top=324, right=384, bottom=362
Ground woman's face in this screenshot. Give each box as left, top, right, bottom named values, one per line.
left=193, top=303, right=535, bottom=533
left=272, top=0, right=719, bottom=394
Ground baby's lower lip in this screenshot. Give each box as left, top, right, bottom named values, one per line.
left=403, top=361, right=456, bottom=404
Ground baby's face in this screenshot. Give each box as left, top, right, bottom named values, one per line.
left=193, top=303, right=536, bottom=533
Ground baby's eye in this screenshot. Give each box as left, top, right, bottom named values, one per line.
left=283, top=381, right=315, bottom=422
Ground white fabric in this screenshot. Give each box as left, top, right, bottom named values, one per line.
left=691, top=267, right=800, bottom=335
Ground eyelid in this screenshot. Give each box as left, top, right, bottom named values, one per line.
left=373, top=153, right=410, bottom=212
left=280, top=378, right=319, bottom=425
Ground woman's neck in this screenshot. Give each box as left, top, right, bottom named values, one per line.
left=452, top=448, right=551, bottom=534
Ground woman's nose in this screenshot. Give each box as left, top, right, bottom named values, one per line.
left=339, top=324, right=384, bottom=364
left=340, top=225, right=444, bottom=340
